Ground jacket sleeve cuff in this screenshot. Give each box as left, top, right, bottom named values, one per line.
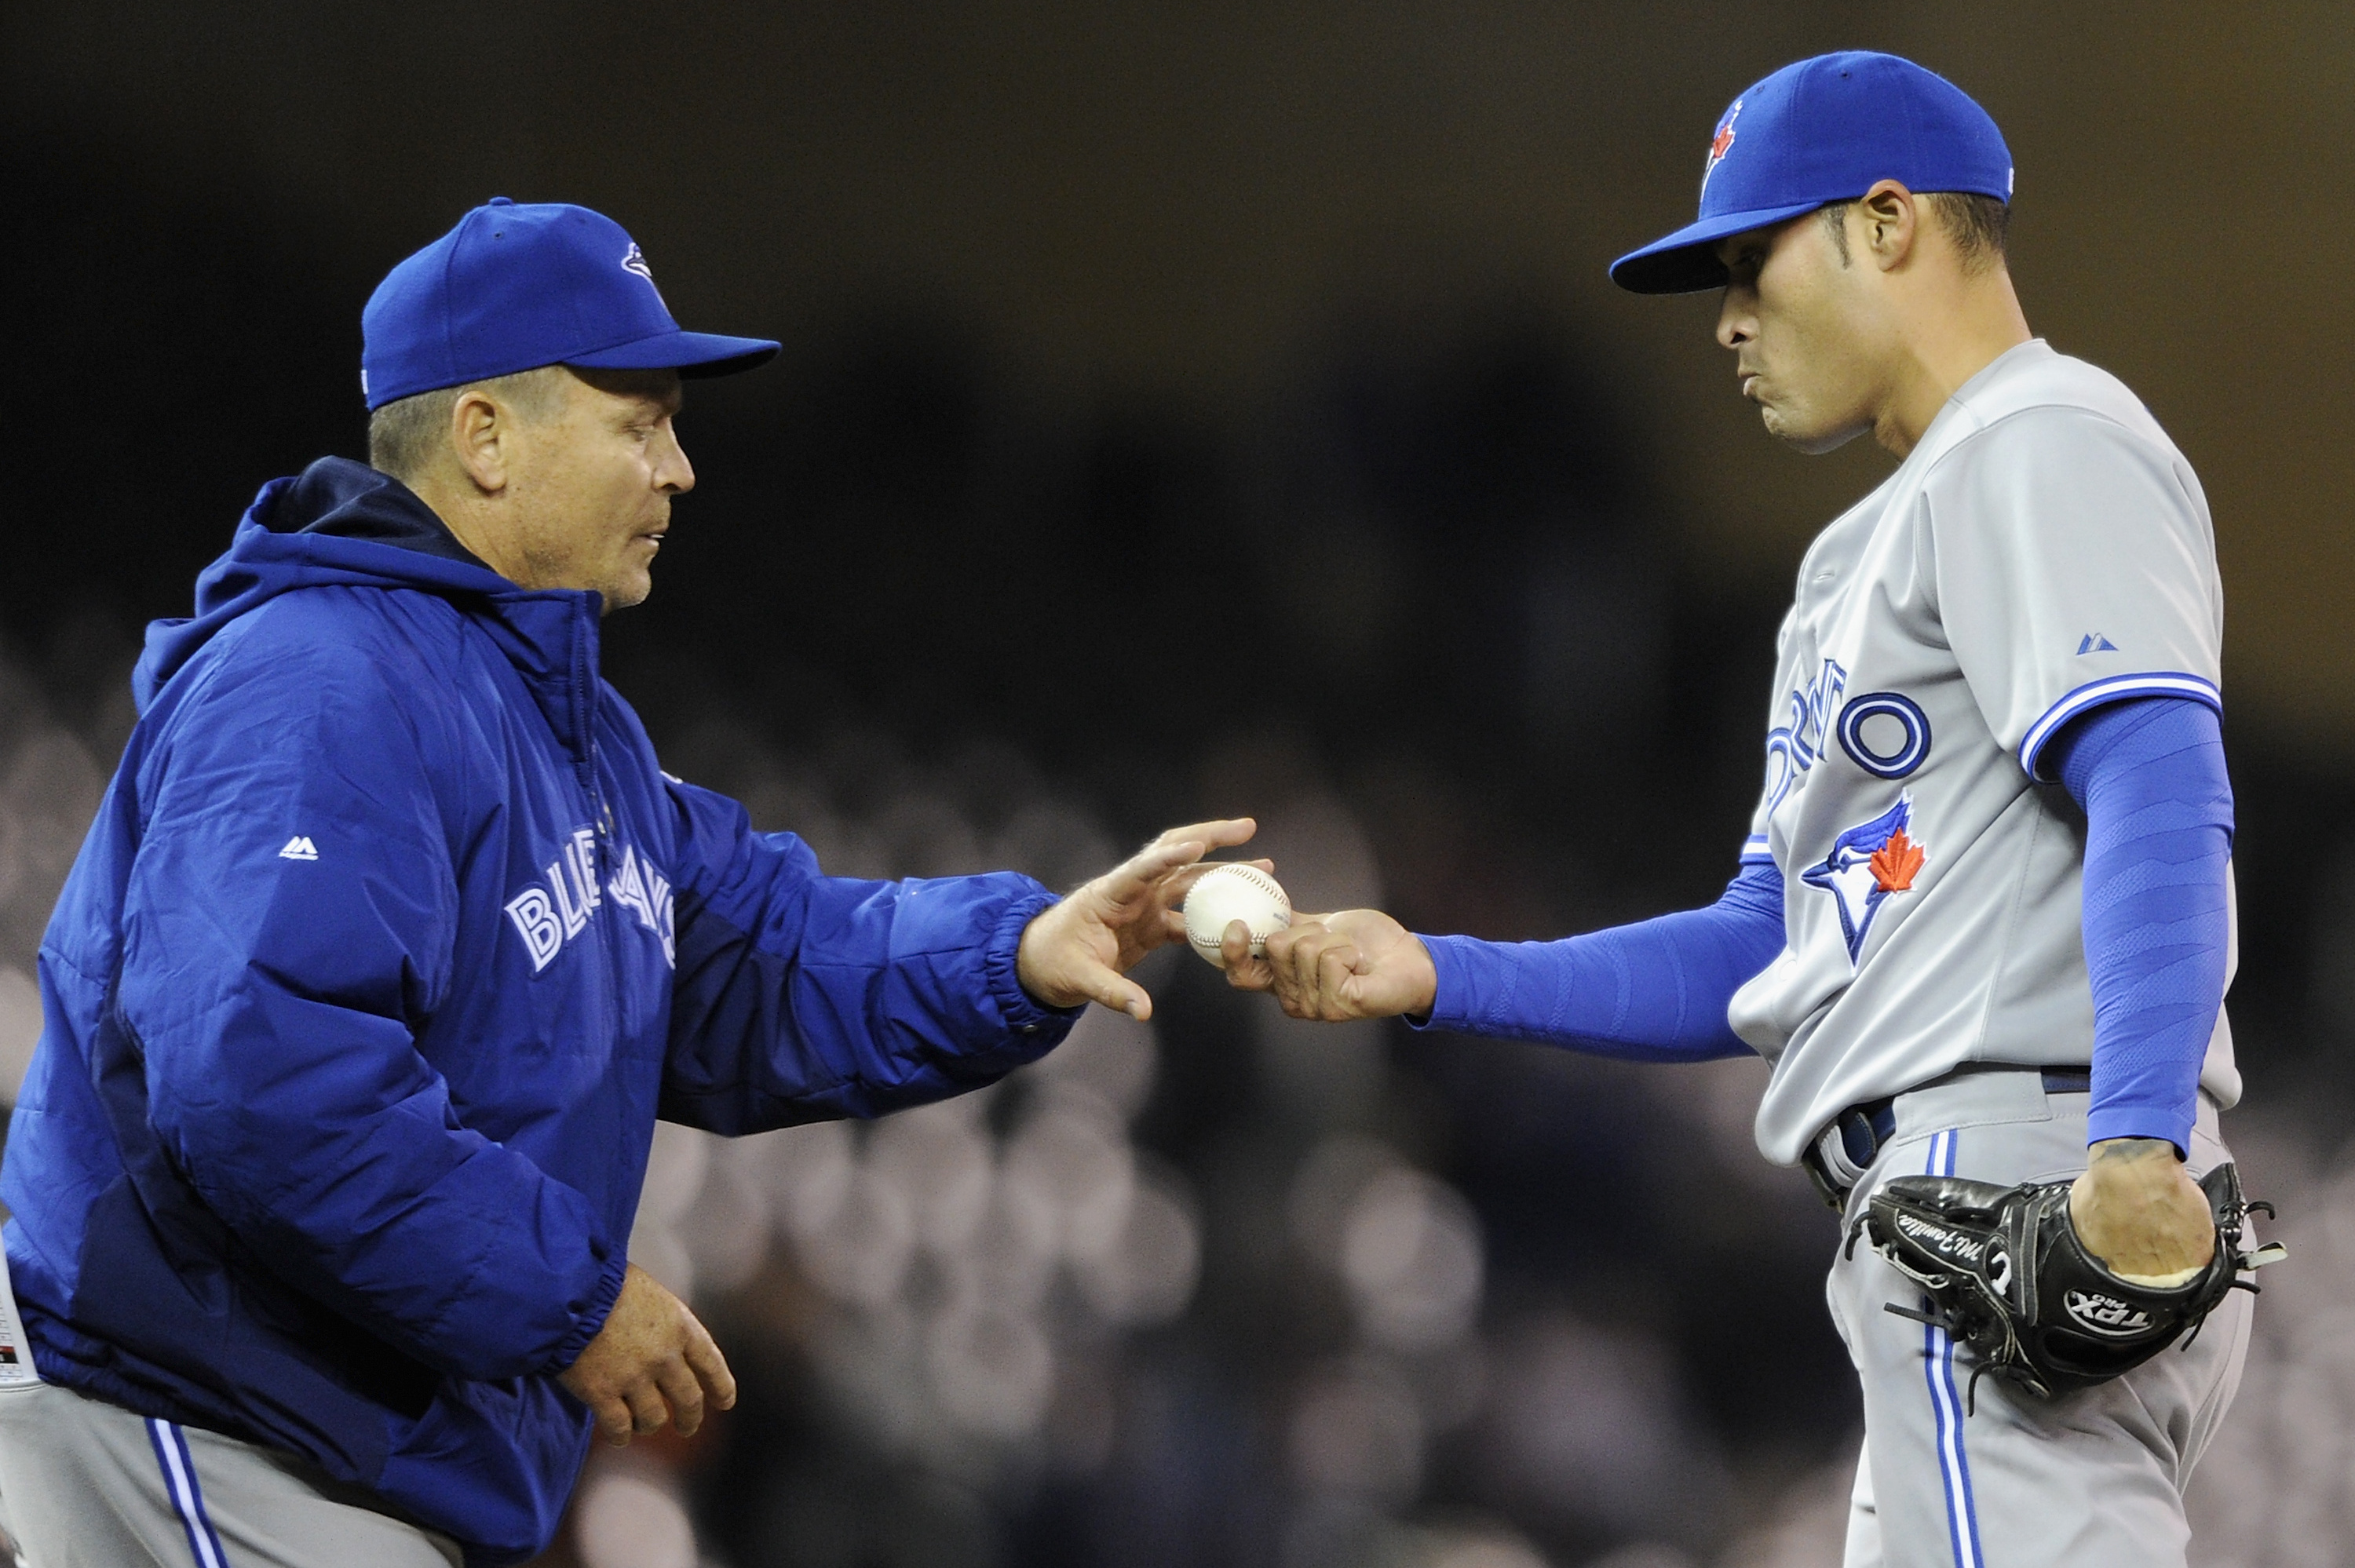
left=984, top=890, right=1086, bottom=1039
left=2085, top=1105, right=2194, bottom=1161
left=541, top=1244, right=630, bottom=1375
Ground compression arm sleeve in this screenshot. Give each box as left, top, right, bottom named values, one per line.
left=1413, top=861, right=1784, bottom=1060
left=2047, top=695, right=2234, bottom=1155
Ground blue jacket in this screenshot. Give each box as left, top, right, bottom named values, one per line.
left=0, top=458, right=1075, bottom=1563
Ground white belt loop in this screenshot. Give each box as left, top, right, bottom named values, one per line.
left=1814, top=1119, right=1871, bottom=1191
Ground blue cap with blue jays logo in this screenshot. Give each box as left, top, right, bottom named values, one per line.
left=360, top=198, right=780, bottom=410
left=1611, top=51, right=2013, bottom=295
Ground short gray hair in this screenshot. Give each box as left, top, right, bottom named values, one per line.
left=367, top=366, right=569, bottom=482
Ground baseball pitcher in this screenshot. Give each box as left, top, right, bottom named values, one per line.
left=1227, top=52, right=2269, bottom=1567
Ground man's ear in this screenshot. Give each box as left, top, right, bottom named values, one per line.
left=1858, top=180, right=1920, bottom=272
left=449, top=388, right=512, bottom=494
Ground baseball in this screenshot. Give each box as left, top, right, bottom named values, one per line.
left=1183, top=863, right=1291, bottom=968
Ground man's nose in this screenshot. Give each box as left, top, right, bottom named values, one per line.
left=656, top=426, right=696, bottom=494
left=1716, top=291, right=1754, bottom=352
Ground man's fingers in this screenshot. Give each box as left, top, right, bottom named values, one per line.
left=1263, top=921, right=1321, bottom=962
left=1265, top=924, right=1364, bottom=1020
left=683, top=1314, right=737, bottom=1410
left=1094, top=839, right=1208, bottom=903
left=1154, top=817, right=1257, bottom=853
left=1066, top=958, right=1154, bottom=1019
left=655, top=1355, right=706, bottom=1436
left=1095, top=817, right=1258, bottom=899
left=1162, top=855, right=1280, bottom=903
left=1259, top=921, right=1317, bottom=1013
left=1315, top=942, right=1365, bottom=1019
left=1223, top=953, right=1275, bottom=990
left=622, top=1378, right=670, bottom=1437
left=1287, top=923, right=1334, bottom=998
left=592, top=1395, right=634, bottom=1446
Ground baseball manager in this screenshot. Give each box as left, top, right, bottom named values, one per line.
left=1227, top=53, right=2255, bottom=1567
left=0, top=198, right=1254, bottom=1566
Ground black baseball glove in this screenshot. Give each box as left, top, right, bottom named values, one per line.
left=1849, top=1160, right=2284, bottom=1409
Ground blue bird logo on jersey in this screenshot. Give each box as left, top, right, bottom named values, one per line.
left=1802, top=793, right=1929, bottom=963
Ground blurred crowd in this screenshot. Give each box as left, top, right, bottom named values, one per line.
left=0, top=618, right=2341, bottom=1568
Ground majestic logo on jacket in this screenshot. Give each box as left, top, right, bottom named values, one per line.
left=505, top=827, right=675, bottom=973
left=1801, top=793, right=1928, bottom=963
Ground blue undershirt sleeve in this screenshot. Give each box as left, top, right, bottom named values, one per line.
left=1413, top=859, right=1785, bottom=1060
left=2047, top=695, right=2234, bottom=1156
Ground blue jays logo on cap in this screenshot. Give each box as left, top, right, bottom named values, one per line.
left=1613, top=51, right=2013, bottom=296
left=1701, top=99, right=1743, bottom=196
left=360, top=199, right=778, bottom=410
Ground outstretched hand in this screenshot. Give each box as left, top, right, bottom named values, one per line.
left=1221, top=907, right=1438, bottom=1022
left=1017, top=819, right=1261, bottom=1019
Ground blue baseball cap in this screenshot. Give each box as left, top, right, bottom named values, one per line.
left=360, top=198, right=780, bottom=409
left=1611, top=52, right=2013, bottom=295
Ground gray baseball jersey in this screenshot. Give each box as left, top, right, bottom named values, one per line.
left=1729, top=337, right=2239, bottom=1165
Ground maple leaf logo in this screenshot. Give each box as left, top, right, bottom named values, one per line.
left=1870, top=829, right=1924, bottom=893
left=1702, top=99, right=1743, bottom=191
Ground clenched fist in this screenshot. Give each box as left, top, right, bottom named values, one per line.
left=1221, top=906, right=1438, bottom=1022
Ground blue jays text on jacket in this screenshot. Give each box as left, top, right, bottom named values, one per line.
left=0, top=458, right=1076, bottom=1564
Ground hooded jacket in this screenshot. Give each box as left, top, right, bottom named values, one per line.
left=0, top=458, right=1075, bottom=1563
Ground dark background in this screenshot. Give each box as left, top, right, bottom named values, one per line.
left=5, top=5, right=2353, bottom=1566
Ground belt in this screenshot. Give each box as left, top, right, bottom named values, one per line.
left=1801, top=1066, right=2092, bottom=1212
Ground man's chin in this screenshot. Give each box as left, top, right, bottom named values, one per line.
left=1762, top=407, right=1868, bottom=456
left=598, top=572, right=654, bottom=615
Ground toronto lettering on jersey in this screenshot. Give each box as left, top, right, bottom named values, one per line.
left=1765, top=657, right=1847, bottom=814
left=503, top=827, right=675, bottom=973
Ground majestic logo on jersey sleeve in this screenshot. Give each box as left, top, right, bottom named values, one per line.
left=505, top=827, right=675, bottom=974
left=1702, top=99, right=1743, bottom=195
left=1801, top=793, right=1930, bottom=962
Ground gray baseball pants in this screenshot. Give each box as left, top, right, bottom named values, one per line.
left=1827, top=1069, right=2251, bottom=1568
left=0, top=1380, right=460, bottom=1568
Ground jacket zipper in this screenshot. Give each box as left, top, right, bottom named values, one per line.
left=569, top=602, right=626, bottom=1046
